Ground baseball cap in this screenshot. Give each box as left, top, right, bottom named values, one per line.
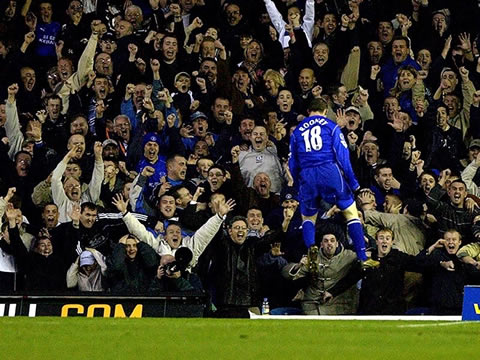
left=79, top=250, right=96, bottom=267
left=281, top=187, right=298, bottom=202
left=101, top=32, right=116, bottom=42
left=469, top=139, right=480, bottom=149
left=345, top=106, right=361, bottom=115
left=174, top=72, right=191, bottom=83
left=190, top=111, right=208, bottom=122
left=102, top=139, right=119, bottom=148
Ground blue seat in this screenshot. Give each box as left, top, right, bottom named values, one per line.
left=270, top=307, right=303, bottom=315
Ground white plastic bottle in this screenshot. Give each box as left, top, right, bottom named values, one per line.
left=261, top=298, right=270, bottom=315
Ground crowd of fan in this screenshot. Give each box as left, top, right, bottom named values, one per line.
left=1, top=0, right=480, bottom=317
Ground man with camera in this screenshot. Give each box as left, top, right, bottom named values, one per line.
left=149, top=251, right=203, bottom=292
left=112, top=192, right=235, bottom=269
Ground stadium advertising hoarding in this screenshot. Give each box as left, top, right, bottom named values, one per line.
left=462, top=286, right=480, bottom=321
left=0, top=292, right=208, bottom=318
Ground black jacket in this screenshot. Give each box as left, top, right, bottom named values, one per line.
left=209, top=231, right=276, bottom=308
left=330, top=248, right=422, bottom=315
left=419, top=248, right=480, bottom=314
left=106, top=242, right=159, bottom=294
left=6, top=227, right=66, bottom=291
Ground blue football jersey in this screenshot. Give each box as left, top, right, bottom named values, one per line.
left=289, top=115, right=359, bottom=191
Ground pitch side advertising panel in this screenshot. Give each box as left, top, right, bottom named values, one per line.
left=0, top=292, right=208, bottom=318
left=462, top=286, right=480, bottom=321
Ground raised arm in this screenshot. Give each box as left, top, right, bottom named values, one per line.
left=5, top=84, right=24, bottom=159
left=301, top=0, right=315, bottom=45
left=85, top=142, right=104, bottom=203
left=51, top=146, right=78, bottom=209
left=58, top=21, right=102, bottom=114
left=112, top=194, right=159, bottom=250
left=264, top=0, right=287, bottom=37
left=188, top=198, right=235, bottom=267
left=332, top=122, right=359, bottom=191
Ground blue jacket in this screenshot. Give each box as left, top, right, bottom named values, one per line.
left=381, top=57, right=421, bottom=97
left=289, top=115, right=359, bottom=191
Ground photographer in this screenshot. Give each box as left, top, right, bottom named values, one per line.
left=149, top=251, right=202, bottom=292
left=113, top=193, right=235, bottom=267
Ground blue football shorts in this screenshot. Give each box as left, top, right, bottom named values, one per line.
left=298, top=163, right=355, bottom=216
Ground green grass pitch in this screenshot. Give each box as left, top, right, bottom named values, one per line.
left=1, top=318, right=479, bottom=359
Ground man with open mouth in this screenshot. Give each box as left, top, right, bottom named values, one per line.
left=425, top=178, right=480, bottom=243
left=238, top=125, right=284, bottom=194
left=51, top=140, right=104, bottom=224
left=114, top=192, right=234, bottom=272
left=5, top=203, right=66, bottom=291
left=136, top=132, right=167, bottom=203
left=380, top=36, right=421, bottom=97
left=325, top=228, right=426, bottom=315
left=181, top=112, right=219, bottom=156
left=284, top=233, right=359, bottom=315
left=419, top=229, right=478, bottom=314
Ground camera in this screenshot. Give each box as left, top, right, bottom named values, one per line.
left=162, top=262, right=179, bottom=274
left=161, top=247, right=193, bottom=274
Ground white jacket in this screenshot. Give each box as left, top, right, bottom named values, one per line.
left=5, top=100, right=24, bottom=160
left=52, top=157, right=104, bottom=223
left=239, top=145, right=284, bottom=193
left=57, top=33, right=98, bottom=115
left=264, top=0, right=315, bottom=48
left=461, top=160, right=480, bottom=197
left=66, top=248, right=107, bottom=290
left=123, top=212, right=224, bottom=268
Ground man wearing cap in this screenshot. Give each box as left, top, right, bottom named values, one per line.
left=99, top=32, right=117, bottom=55
left=172, top=71, right=193, bottom=121
left=268, top=188, right=302, bottom=234
left=66, top=248, right=107, bottom=291
left=187, top=111, right=225, bottom=159
left=182, top=111, right=218, bottom=152
left=261, top=187, right=312, bottom=263
left=135, top=132, right=167, bottom=199
left=102, top=139, right=121, bottom=160
left=344, top=106, right=363, bottom=133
